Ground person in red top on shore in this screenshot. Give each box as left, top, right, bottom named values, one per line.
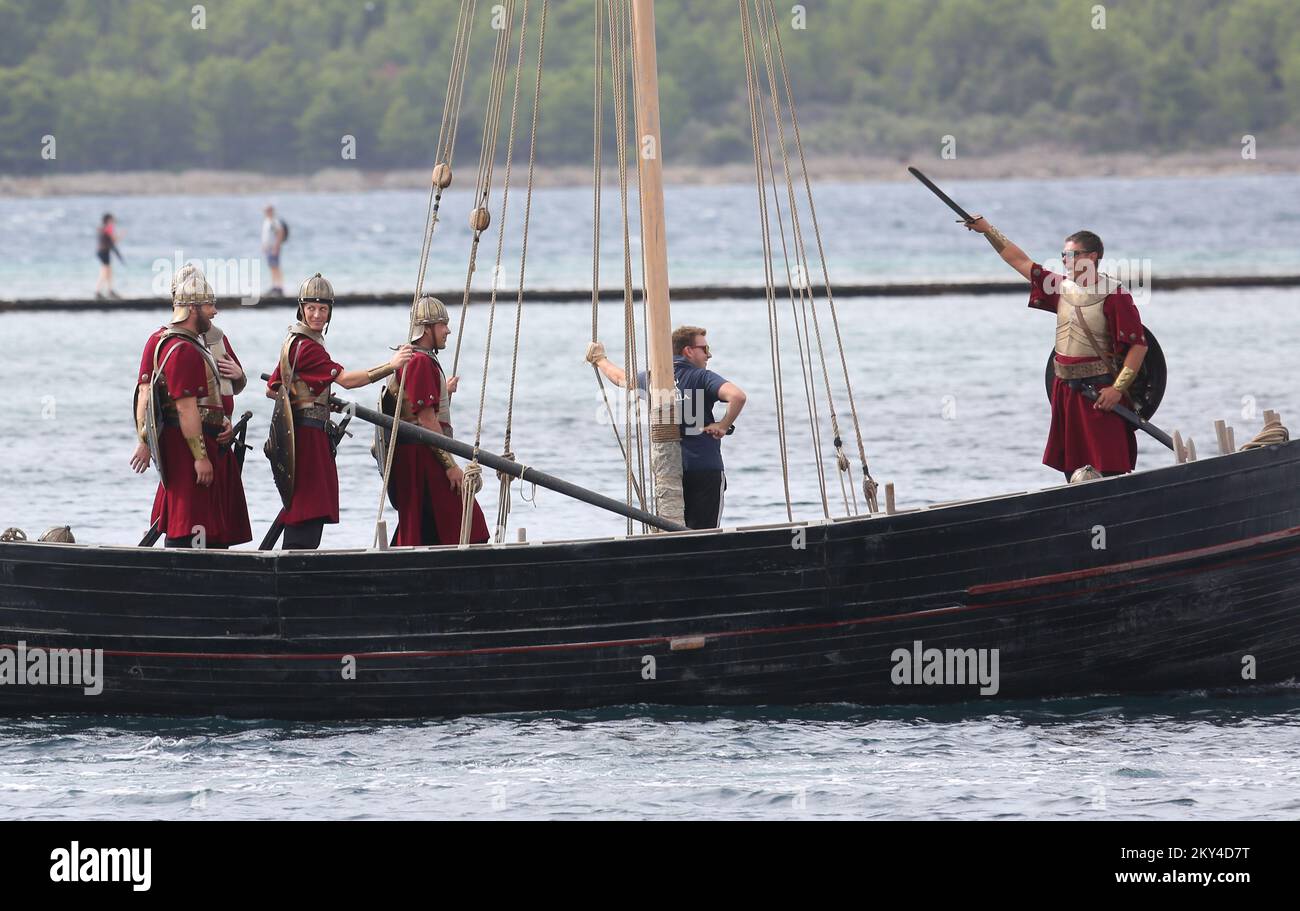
left=383, top=295, right=490, bottom=546
left=128, top=268, right=240, bottom=547
left=265, top=273, right=413, bottom=550
left=963, top=218, right=1149, bottom=481
left=95, top=213, right=124, bottom=300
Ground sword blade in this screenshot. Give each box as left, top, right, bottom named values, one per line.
left=908, top=166, right=975, bottom=222
left=1076, top=381, right=1176, bottom=451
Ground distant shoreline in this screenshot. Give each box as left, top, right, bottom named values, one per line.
left=4, top=146, right=1299, bottom=198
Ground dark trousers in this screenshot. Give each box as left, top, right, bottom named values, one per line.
left=283, top=519, right=325, bottom=550
left=683, top=470, right=726, bottom=530
left=390, top=499, right=442, bottom=548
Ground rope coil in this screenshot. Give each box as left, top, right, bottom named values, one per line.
left=1240, top=418, right=1290, bottom=450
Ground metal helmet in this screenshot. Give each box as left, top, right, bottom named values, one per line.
left=297, top=272, right=336, bottom=330
left=170, top=269, right=216, bottom=323
left=170, top=262, right=202, bottom=296
left=38, top=525, right=76, bottom=544
left=1069, top=465, right=1103, bottom=484
left=408, top=295, right=449, bottom=343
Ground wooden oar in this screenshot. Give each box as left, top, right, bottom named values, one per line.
left=335, top=393, right=687, bottom=533
left=256, top=372, right=687, bottom=536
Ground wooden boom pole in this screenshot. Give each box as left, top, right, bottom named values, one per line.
left=630, top=0, right=685, bottom=526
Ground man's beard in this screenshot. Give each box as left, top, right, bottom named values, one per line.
left=196, top=313, right=212, bottom=334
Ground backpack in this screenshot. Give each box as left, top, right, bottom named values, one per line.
left=279, top=218, right=290, bottom=243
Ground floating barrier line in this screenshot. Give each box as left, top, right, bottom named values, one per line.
left=2, top=274, right=1298, bottom=312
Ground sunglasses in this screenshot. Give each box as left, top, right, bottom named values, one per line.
left=1061, top=250, right=1099, bottom=260
left=687, top=344, right=711, bottom=355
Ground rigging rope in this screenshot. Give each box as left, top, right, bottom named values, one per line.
left=751, top=0, right=851, bottom=516
left=495, top=0, right=550, bottom=543
left=759, top=0, right=879, bottom=513
left=738, top=0, right=794, bottom=521
left=590, top=0, right=649, bottom=523
left=622, top=0, right=652, bottom=514
left=597, top=0, right=650, bottom=529
left=451, top=0, right=519, bottom=379
left=373, top=0, right=478, bottom=547
left=463, top=0, right=537, bottom=545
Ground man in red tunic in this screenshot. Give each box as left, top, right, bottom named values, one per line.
left=266, top=273, right=413, bottom=549
left=384, top=295, right=490, bottom=546
left=964, top=218, right=1149, bottom=480
left=128, top=269, right=234, bottom=547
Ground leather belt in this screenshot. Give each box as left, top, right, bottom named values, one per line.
left=293, top=403, right=330, bottom=422
left=161, top=415, right=223, bottom=437
left=1054, top=359, right=1112, bottom=380
left=294, top=403, right=330, bottom=432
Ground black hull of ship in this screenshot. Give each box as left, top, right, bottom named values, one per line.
left=1, top=441, right=1298, bottom=719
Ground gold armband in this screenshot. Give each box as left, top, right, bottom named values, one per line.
left=367, top=363, right=395, bottom=384
left=1111, top=366, right=1138, bottom=394
left=984, top=225, right=1011, bottom=253
left=137, top=422, right=148, bottom=443
left=433, top=447, right=456, bottom=471
left=185, top=435, right=208, bottom=461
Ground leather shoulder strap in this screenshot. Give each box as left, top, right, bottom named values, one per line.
left=1070, top=304, right=1117, bottom=379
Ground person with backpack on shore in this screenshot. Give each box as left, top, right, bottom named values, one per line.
left=261, top=205, right=288, bottom=296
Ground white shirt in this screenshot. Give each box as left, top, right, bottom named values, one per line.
left=261, top=216, right=281, bottom=250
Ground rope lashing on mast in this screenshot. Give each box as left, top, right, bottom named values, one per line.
left=757, top=0, right=879, bottom=514
left=462, top=0, right=546, bottom=545
left=374, top=0, right=478, bottom=547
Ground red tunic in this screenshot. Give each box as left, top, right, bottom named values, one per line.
left=139, top=332, right=226, bottom=541
left=390, top=352, right=489, bottom=546
left=1030, top=263, right=1146, bottom=475
left=266, top=335, right=343, bottom=526
left=212, top=336, right=252, bottom=545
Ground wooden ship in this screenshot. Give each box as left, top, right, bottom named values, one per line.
left=1, top=0, right=1296, bottom=718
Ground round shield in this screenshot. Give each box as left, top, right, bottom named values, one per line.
left=371, top=388, right=395, bottom=474
left=136, top=380, right=168, bottom=488
left=264, top=384, right=296, bottom=510
left=1045, top=326, right=1166, bottom=421
left=371, top=388, right=400, bottom=509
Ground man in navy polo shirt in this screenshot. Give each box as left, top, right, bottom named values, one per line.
left=586, top=325, right=747, bottom=529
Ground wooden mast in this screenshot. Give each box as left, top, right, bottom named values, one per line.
left=630, top=0, right=684, bottom=526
